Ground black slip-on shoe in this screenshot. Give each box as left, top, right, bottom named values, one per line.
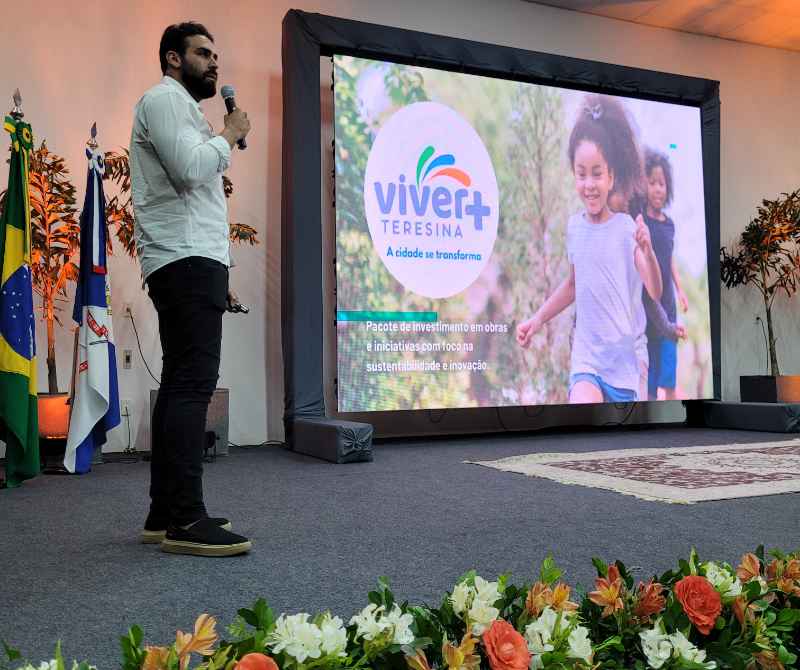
left=160, top=518, right=251, bottom=557
left=141, top=517, right=232, bottom=544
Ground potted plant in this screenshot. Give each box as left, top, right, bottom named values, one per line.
left=720, top=188, right=800, bottom=402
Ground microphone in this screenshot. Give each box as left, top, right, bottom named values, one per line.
left=220, top=85, right=247, bottom=150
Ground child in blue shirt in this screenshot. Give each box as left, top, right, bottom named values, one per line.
left=641, top=148, right=688, bottom=400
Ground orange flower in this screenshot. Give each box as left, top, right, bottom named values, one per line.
left=607, top=564, right=621, bottom=583
left=525, top=582, right=578, bottom=617
left=142, top=646, right=170, bottom=670
left=442, top=633, right=480, bottom=670
left=550, top=583, right=579, bottom=613
left=754, top=650, right=785, bottom=670
left=736, top=553, right=761, bottom=582
left=236, top=654, right=279, bottom=670
left=732, top=595, right=753, bottom=629
left=482, top=620, right=530, bottom=670
left=674, top=576, right=722, bottom=635
left=525, top=582, right=551, bottom=618
left=766, top=559, right=782, bottom=582
left=588, top=576, right=624, bottom=618
left=784, top=559, right=800, bottom=581
left=632, top=580, right=665, bottom=621
left=175, top=614, right=218, bottom=670
left=406, top=649, right=433, bottom=670
left=776, top=578, right=800, bottom=596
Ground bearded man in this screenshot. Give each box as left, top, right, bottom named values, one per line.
left=129, top=22, right=251, bottom=557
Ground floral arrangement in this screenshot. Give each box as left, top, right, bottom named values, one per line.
left=4, top=548, right=800, bottom=670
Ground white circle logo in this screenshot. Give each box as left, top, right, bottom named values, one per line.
left=363, top=102, right=499, bottom=299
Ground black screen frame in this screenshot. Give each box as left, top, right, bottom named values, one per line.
left=282, top=9, right=720, bottom=438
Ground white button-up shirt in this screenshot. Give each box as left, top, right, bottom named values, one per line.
left=130, top=76, right=231, bottom=281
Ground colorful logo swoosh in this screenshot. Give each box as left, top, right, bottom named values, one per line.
left=415, top=145, right=471, bottom=188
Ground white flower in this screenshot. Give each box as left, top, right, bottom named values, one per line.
left=567, top=625, right=593, bottom=663
left=639, top=622, right=672, bottom=670
left=474, top=576, right=501, bottom=606
left=529, top=606, right=558, bottom=640
left=668, top=631, right=716, bottom=669
left=524, top=609, right=559, bottom=666
left=756, top=576, right=769, bottom=595
left=384, top=604, right=415, bottom=645
left=349, top=603, right=387, bottom=641
left=350, top=603, right=414, bottom=646
left=451, top=582, right=473, bottom=615
left=270, top=613, right=323, bottom=663
left=467, top=599, right=499, bottom=635
left=319, top=613, right=348, bottom=657
left=704, top=562, right=742, bottom=599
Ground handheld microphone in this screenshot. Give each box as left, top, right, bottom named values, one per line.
left=220, top=85, right=247, bottom=150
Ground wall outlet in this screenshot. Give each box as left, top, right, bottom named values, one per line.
left=122, top=302, right=133, bottom=318
left=121, top=398, right=131, bottom=417
left=122, top=349, right=133, bottom=369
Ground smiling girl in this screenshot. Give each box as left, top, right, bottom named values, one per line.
left=516, top=94, right=662, bottom=403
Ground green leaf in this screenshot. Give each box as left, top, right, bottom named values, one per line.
left=456, top=570, right=476, bottom=586
left=591, top=557, right=608, bottom=578
left=539, top=555, right=562, bottom=585
left=744, top=580, right=762, bottom=600
left=778, top=644, right=797, bottom=665
left=689, top=548, right=700, bottom=575
left=593, top=635, right=624, bottom=653
left=252, top=599, right=275, bottom=632
left=54, top=641, right=66, bottom=670
left=775, top=608, right=800, bottom=627
left=1, top=642, right=21, bottom=662
left=756, top=545, right=766, bottom=563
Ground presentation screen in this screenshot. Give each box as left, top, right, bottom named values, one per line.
left=333, top=55, right=713, bottom=412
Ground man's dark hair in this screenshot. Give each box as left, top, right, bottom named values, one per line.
left=159, top=22, right=214, bottom=74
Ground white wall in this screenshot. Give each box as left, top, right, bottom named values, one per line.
left=2, top=0, right=799, bottom=452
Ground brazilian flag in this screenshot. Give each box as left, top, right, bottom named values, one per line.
left=0, top=115, right=38, bottom=487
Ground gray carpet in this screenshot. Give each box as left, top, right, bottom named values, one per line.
left=2, top=426, right=799, bottom=667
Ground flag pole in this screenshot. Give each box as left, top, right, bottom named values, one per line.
left=67, top=123, right=99, bottom=414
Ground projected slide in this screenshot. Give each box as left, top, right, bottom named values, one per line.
left=334, top=55, right=713, bottom=412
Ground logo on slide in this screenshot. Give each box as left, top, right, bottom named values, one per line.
left=364, top=102, right=499, bottom=299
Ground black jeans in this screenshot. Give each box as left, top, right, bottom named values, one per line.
left=147, top=256, right=228, bottom=526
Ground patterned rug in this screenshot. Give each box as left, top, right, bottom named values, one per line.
left=467, top=440, right=800, bottom=504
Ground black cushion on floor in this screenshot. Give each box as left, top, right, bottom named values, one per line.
left=290, top=417, right=373, bottom=463
left=702, top=401, right=800, bottom=432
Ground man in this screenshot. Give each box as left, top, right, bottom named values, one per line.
left=130, top=22, right=251, bottom=556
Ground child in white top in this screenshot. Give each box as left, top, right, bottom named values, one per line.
left=516, top=94, right=662, bottom=402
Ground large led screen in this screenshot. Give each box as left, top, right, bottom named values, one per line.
left=334, top=55, right=713, bottom=412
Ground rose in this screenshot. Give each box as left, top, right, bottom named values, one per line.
left=236, top=653, right=279, bottom=670
left=674, top=576, right=722, bottom=635
left=482, top=620, right=530, bottom=670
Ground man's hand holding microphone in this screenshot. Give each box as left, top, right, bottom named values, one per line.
left=220, top=85, right=250, bottom=150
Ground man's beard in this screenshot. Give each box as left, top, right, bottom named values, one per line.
left=182, top=63, right=216, bottom=100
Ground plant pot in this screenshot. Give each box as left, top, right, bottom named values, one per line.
left=740, top=375, right=800, bottom=403
left=37, top=392, right=70, bottom=471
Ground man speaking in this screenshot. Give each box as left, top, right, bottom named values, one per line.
left=130, top=22, right=251, bottom=556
